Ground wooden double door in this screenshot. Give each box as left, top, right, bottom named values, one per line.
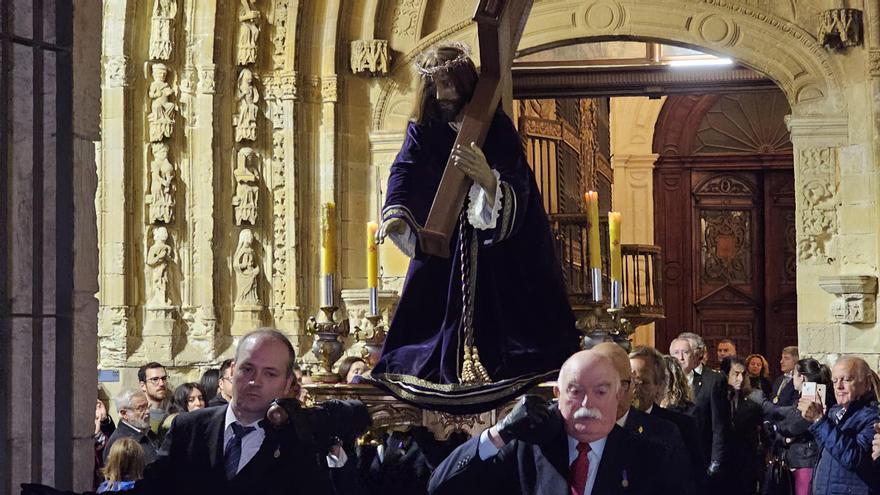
left=654, top=162, right=798, bottom=369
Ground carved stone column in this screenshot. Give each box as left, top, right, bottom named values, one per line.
left=98, top=12, right=137, bottom=369
left=787, top=116, right=848, bottom=357
left=176, top=3, right=221, bottom=363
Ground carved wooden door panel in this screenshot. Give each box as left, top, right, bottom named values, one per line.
left=692, top=171, right=763, bottom=366
left=763, top=171, right=798, bottom=367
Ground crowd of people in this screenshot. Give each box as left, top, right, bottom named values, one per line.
left=75, top=328, right=880, bottom=495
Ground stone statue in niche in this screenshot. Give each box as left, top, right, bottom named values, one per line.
left=147, top=63, right=177, bottom=142
left=237, top=0, right=261, bottom=65
left=234, top=68, right=259, bottom=142
left=234, top=228, right=261, bottom=305
left=146, top=142, right=176, bottom=224
left=148, top=0, right=177, bottom=61
left=146, top=226, right=174, bottom=307
left=233, top=147, right=260, bottom=225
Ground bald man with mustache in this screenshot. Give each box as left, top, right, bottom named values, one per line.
left=428, top=350, right=669, bottom=495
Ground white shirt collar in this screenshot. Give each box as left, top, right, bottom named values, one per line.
left=567, top=434, right=607, bottom=463
left=616, top=409, right=630, bottom=428
left=645, top=404, right=654, bottom=414
left=224, top=403, right=264, bottom=432
left=694, top=364, right=704, bottom=375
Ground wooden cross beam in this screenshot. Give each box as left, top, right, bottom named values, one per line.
left=417, top=0, right=533, bottom=258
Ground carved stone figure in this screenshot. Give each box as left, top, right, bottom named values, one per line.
left=237, top=0, right=261, bottom=65
left=350, top=39, right=389, bottom=76
left=147, top=63, right=177, bottom=142
left=234, top=68, right=259, bottom=142
left=234, top=228, right=261, bottom=305
left=147, top=143, right=175, bottom=224
left=233, top=147, right=260, bottom=225
left=149, top=0, right=177, bottom=60
left=146, top=226, right=174, bottom=307
left=272, top=0, right=289, bottom=67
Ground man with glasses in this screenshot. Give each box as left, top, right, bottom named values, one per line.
left=209, top=358, right=235, bottom=407
left=103, top=389, right=159, bottom=464
left=139, top=362, right=170, bottom=437
left=593, top=342, right=692, bottom=494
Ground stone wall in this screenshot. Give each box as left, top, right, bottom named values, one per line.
left=0, top=0, right=101, bottom=491
left=92, top=0, right=880, bottom=405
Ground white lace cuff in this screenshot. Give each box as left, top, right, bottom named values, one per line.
left=467, top=169, right=503, bottom=231
left=326, top=447, right=349, bottom=468
left=389, top=224, right=416, bottom=258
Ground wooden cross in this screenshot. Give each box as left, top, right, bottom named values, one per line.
left=417, top=0, right=533, bottom=258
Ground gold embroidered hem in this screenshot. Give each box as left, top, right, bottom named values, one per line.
left=367, top=369, right=559, bottom=414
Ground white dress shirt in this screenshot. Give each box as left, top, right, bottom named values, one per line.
left=687, top=363, right=705, bottom=388
left=223, top=405, right=266, bottom=476
left=477, top=429, right=608, bottom=494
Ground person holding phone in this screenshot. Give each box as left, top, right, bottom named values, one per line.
left=752, top=358, right=833, bottom=495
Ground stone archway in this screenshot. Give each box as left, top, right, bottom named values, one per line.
left=373, top=0, right=847, bottom=131
left=370, top=0, right=870, bottom=366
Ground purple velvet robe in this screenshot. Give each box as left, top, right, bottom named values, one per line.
left=370, top=110, right=579, bottom=414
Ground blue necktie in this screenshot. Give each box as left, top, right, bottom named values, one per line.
left=224, top=422, right=256, bottom=480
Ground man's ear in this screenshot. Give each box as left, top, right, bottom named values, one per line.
left=553, top=385, right=560, bottom=399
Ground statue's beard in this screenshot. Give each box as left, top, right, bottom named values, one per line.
left=437, top=99, right=463, bottom=122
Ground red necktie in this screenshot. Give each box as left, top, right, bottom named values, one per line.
left=569, top=442, right=591, bottom=495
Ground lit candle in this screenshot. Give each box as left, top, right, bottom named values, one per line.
left=609, top=211, right=622, bottom=282
left=367, top=222, right=379, bottom=288
left=585, top=191, right=601, bottom=269
left=321, top=202, right=336, bottom=276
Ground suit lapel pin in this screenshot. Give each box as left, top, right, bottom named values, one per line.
left=637, top=426, right=644, bottom=434
left=621, top=469, right=629, bottom=488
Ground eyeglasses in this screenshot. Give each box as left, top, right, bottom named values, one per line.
left=146, top=375, right=168, bottom=384
left=219, top=375, right=232, bottom=382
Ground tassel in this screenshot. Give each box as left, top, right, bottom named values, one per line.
left=460, top=345, right=491, bottom=384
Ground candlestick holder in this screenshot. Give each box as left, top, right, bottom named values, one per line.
left=574, top=304, right=634, bottom=352
left=306, top=305, right=350, bottom=383
left=354, top=313, right=387, bottom=367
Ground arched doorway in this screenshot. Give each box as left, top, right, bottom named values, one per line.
left=653, top=91, right=798, bottom=368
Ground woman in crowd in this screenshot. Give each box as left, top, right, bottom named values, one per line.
left=159, top=382, right=207, bottom=438
left=757, top=358, right=834, bottom=495
left=660, top=354, right=694, bottom=413
left=745, top=353, right=772, bottom=396
left=199, top=368, right=220, bottom=403
left=98, top=437, right=145, bottom=493
left=338, top=356, right=369, bottom=384
left=720, top=356, right=764, bottom=495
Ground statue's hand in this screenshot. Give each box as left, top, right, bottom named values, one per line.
left=452, top=142, right=497, bottom=201
left=377, top=217, right=406, bottom=244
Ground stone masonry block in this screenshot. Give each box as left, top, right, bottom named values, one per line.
left=841, top=324, right=880, bottom=354
left=839, top=205, right=875, bottom=234
left=838, top=175, right=873, bottom=205
left=798, top=324, right=841, bottom=354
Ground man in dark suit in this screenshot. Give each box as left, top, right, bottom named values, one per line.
left=629, top=345, right=706, bottom=490
left=428, top=350, right=670, bottom=494
left=670, top=332, right=730, bottom=479
left=770, top=346, right=799, bottom=407
left=103, top=390, right=159, bottom=464
left=207, top=358, right=234, bottom=407
left=592, top=343, right=693, bottom=494
left=136, top=328, right=364, bottom=495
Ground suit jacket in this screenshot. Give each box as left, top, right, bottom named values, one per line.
left=688, top=366, right=731, bottom=468
left=135, top=405, right=346, bottom=495
left=207, top=394, right=228, bottom=407
left=770, top=374, right=798, bottom=407
left=622, top=407, right=694, bottom=494
left=103, top=421, right=159, bottom=465
left=428, top=418, right=669, bottom=495
left=651, top=404, right=706, bottom=481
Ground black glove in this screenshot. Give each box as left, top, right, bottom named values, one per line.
left=707, top=460, right=722, bottom=477
left=496, top=395, right=556, bottom=444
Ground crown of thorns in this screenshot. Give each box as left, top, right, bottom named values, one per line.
left=415, top=42, right=473, bottom=77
